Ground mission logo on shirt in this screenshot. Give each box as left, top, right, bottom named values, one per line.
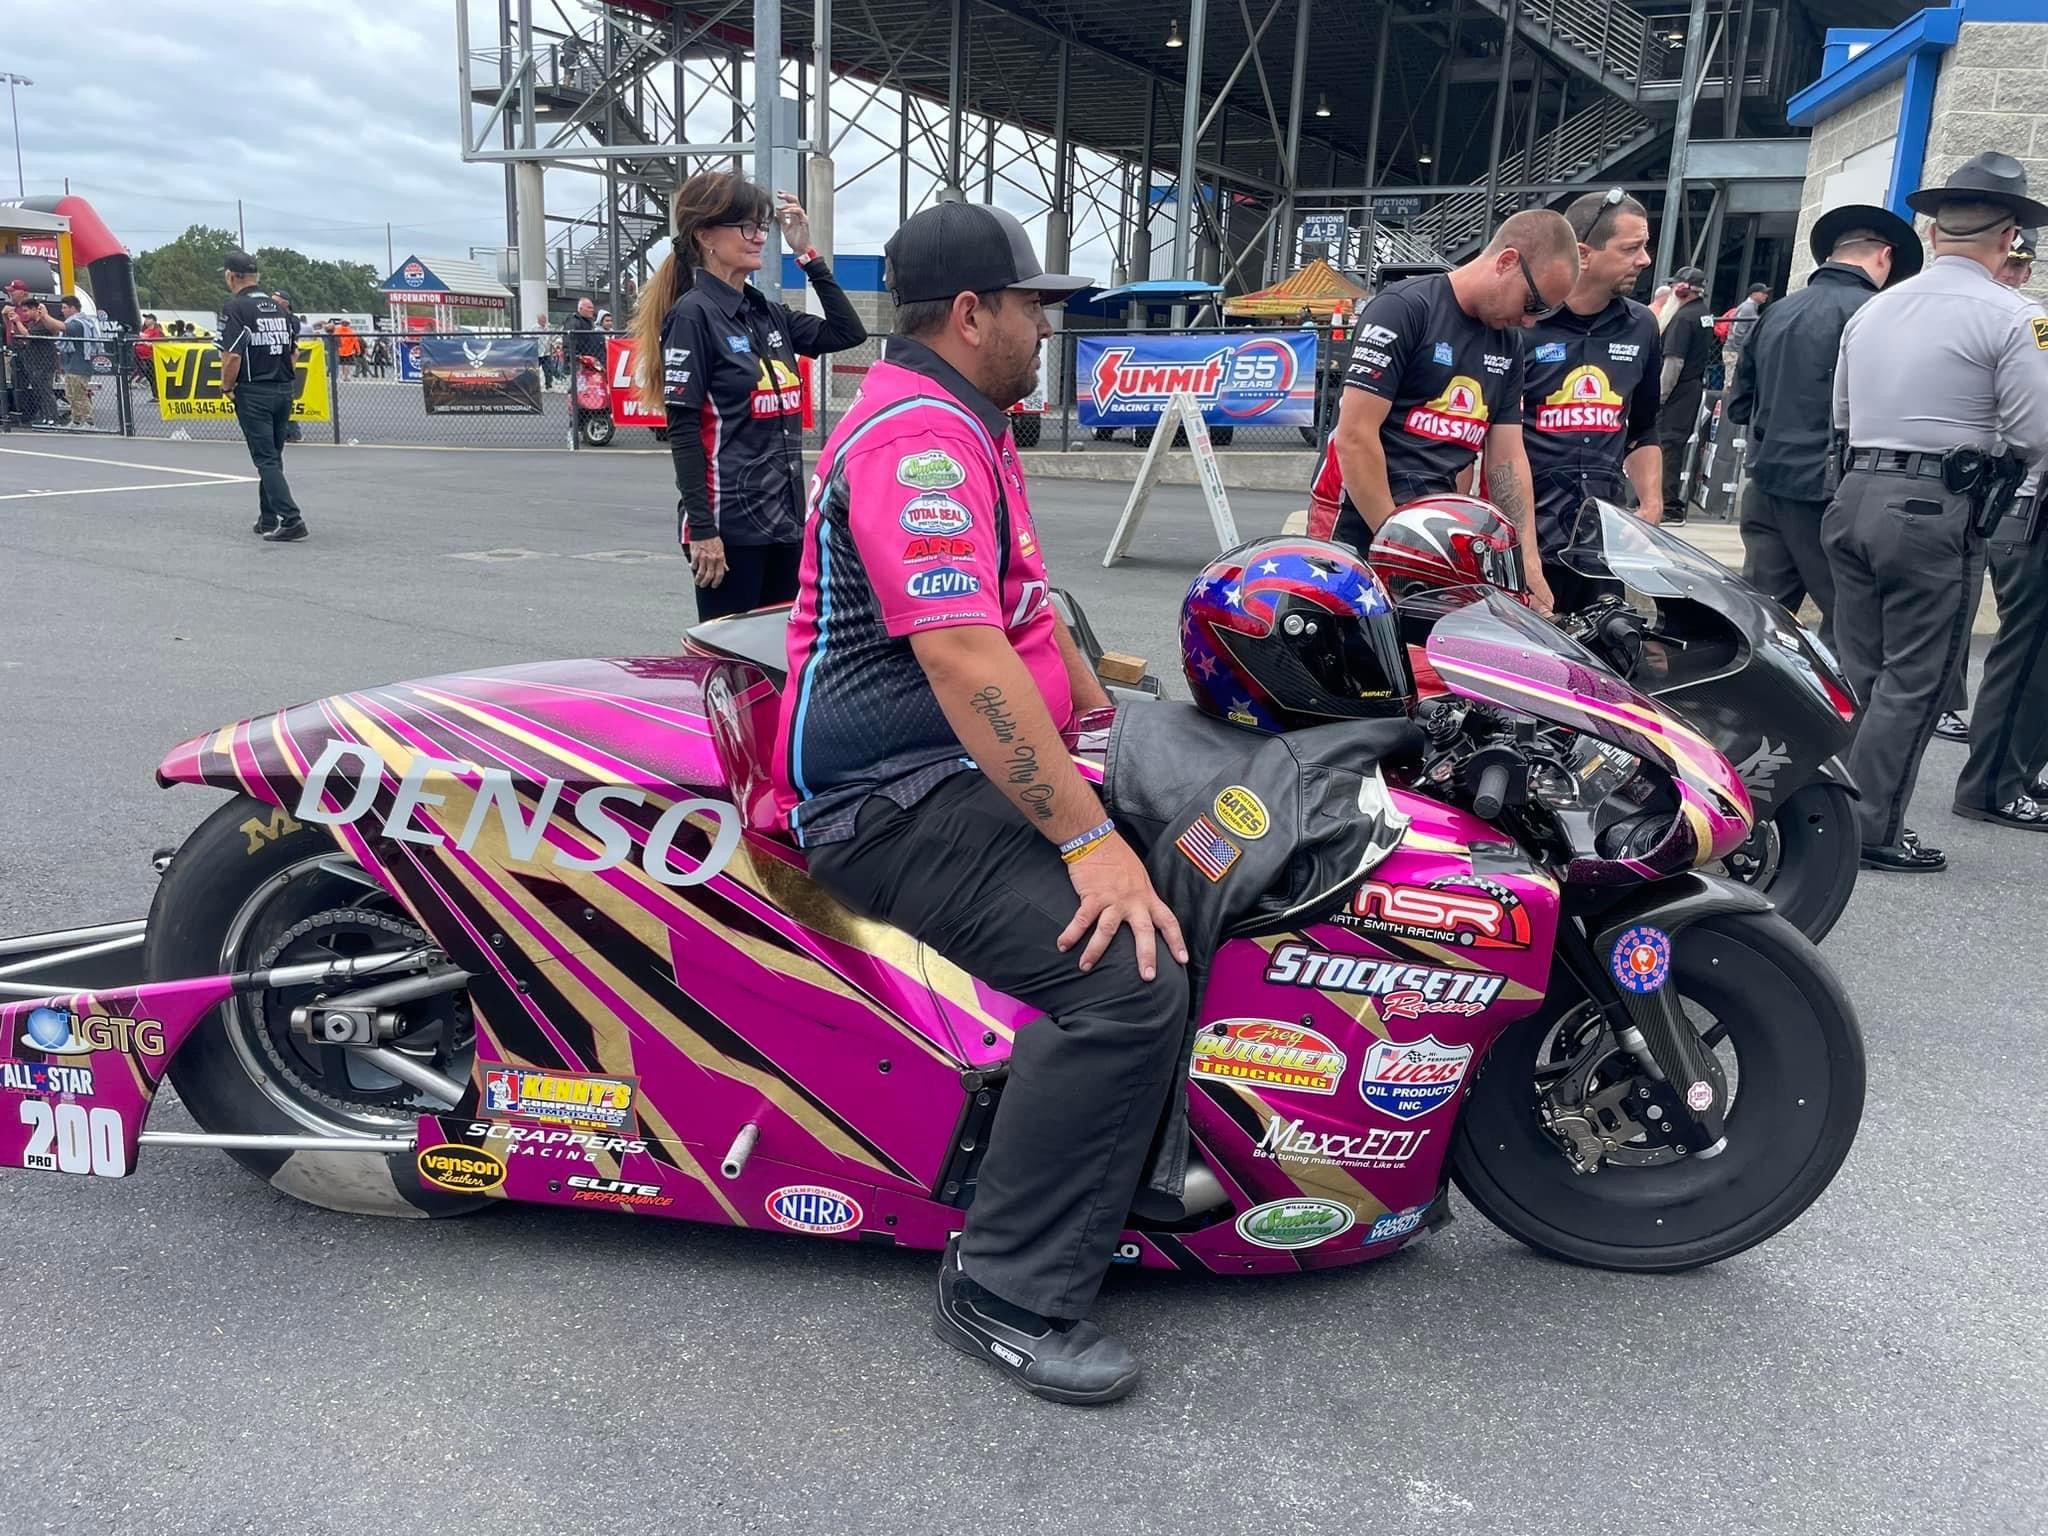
left=1403, top=374, right=1489, bottom=448
left=1532, top=366, right=1624, bottom=433
left=750, top=357, right=803, bottom=418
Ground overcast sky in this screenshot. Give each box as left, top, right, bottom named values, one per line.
left=7, top=0, right=1128, bottom=285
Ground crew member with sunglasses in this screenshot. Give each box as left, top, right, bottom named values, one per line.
left=1310, top=208, right=1578, bottom=613
left=1515, top=189, right=1666, bottom=608
left=631, top=170, right=867, bottom=620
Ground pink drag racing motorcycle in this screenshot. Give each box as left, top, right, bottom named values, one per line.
left=0, top=583, right=1863, bottom=1276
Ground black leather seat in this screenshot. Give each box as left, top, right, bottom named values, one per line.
left=687, top=606, right=794, bottom=688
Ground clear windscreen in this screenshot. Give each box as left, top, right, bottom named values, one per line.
left=1561, top=498, right=1739, bottom=599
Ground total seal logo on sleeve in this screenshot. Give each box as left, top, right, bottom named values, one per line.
left=899, top=494, right=974, bottom=536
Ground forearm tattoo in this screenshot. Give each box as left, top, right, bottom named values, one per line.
left=1490, top=468, right=1532, bottom=535
left=969, top=685, right=1055, bottom=820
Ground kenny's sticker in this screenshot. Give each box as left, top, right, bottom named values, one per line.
left=1610, top=925, right=1672, bottom=993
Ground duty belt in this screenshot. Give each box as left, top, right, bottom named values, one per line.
left=1845, top=449, right=1948, bottom=480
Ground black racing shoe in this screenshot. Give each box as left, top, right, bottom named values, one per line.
left=263, top=520, right=309, bottom=543
left=1952, top=795, right=2048, bottom=832
left=1860, top=839, right=1947, bottom=873
left=933, top=1239, right=1140, bottom=1406
left=1934, top=711, right=1970, bottom=743
left=254, top=516, right=278, bottom=536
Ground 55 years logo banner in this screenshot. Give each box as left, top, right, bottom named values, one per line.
left=151, top=341, right=332, bottom=422
left=1078, top=330, right=1316, bottom=429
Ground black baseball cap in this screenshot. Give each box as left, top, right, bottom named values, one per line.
left=1672, top=266, right=1706, bottom=288
left=224, top=249, right=259, bottom=275
left=885, top=202, right=1092, bottom=304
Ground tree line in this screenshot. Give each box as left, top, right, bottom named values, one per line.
left=133, top=225, right=385, bottom=314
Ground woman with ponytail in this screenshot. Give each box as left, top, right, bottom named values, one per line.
left=635, top=172, right=866, bottom=619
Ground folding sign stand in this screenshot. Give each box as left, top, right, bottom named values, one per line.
left=1102, top=392, right=1242, bottom=567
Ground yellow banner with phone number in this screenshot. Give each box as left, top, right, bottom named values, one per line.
left=150, top=340, right=332, bottom=422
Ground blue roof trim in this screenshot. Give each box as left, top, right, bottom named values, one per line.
left=1787, top=8, right=1961, bottom=127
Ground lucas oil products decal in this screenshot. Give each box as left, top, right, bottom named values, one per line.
left=1358, top=1036, right=1473, bottom=1121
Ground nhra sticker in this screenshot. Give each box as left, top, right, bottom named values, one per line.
left=1611, top=925, right=1672, bottom=993
left=766, top=1184, right=863, bottom=1234
left=1359, top=1036, right=1473, bottom=1120
left=1235, top=1197, right=1357, bottom=1251
left=1191, top=1019, right=1346, bottom=1096
left=1365, top=1205, right=1429, bottom=1244
left=482, top=1068, right=637, bottom=1132
left=417, top=1143, right=507, bottom=1193
left=900, top=494, right=974, bottom=536
left=897, top=449, right=967, bottom=491
left=1337, top=877, right=1530, bottom=949
left=1211, top=785, right=1269, bottom=840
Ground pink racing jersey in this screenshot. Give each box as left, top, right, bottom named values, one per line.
left=772, top=338, right=1071, bottom=845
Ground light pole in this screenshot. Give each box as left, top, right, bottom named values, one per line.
left=1, top=74, right=28, bottom=197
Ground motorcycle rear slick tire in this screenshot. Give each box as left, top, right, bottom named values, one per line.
left=145, top=795, right=485, bottom=1220
left=1450, top=910, right=1864, bottom=1273
left=1757, top=781, right=1860, bottom=942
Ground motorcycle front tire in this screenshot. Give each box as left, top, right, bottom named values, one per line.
left=1755, top=781, right=1860, bottom=941
left=1451, top=909, right=1864, bottom=1273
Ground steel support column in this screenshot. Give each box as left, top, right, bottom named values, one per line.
left=1131, top=76, right=1157, bottom=328
left=809, top=0, right=834, bottom=260
left=605, top=17, right=622, bottom=318
left=1172, top=0, right=1210, bottom=289
left=1045, top=39, right=1072, bottom=409
left=755, top=0, right=783, bottom=298
left=1727, top=0, right=1758, bottom=138
left=1657, top=0, right=1712, bottom=279
left=1276, top=0, right=1313, bottom=284
left=1482, top=0, right=1519, bottom=243
left=944, top=0, right=967, bottom=200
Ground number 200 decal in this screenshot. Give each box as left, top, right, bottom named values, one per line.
left=17, top=1102, right=128, bottom=1177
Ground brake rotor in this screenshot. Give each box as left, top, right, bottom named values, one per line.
left=1534, top=1001, right=1731, bottom=1171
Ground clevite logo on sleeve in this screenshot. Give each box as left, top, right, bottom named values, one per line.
left=482, top=1067, right=637, bottom=1132
left=1403, top=374, right=1489, bottom=447
left=897, top=449, right=967, bottom=491
left=899, top=494, right=974, bottom=536
left=906, top=565, right=982, bottom=600
left=1359, top=1036, right=1474, bottom=1120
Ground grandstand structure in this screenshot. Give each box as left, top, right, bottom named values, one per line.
left=455, top=0, right=1914, bottom=327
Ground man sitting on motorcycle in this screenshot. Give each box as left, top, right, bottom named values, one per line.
left=771, top=204, right=1189, bottom=1406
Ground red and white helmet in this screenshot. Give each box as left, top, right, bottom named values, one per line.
left=1369, top=495, right=1530, bottom=604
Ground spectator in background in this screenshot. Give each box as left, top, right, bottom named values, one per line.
left=7, top=281, right=64, bottom=425
left=1656, top=267, right=1716, bottom=523
left=563, top=296, right=603, bottom=370
left=136, top=312, right=165, bottom=400
left=1720, top=282, right=1771, bottom=383
left=371, top=334, right=391, bottom=377
left=57, top=294, right=104, bottom=429
left=1650, top=281, right=1676, bottom=330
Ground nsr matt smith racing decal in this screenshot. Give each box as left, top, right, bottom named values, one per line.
left=1333, top=876, right=1531, bottom=950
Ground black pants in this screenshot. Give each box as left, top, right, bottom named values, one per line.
left=809, top=774, right=1189, bottom=1319
left=1740, top=484, right=1837, bottom=649
left=1822, top=470, right=1977, bottom=847
left=1956, top=526, right=2048, bottom=811
left=691, top=540, right=802, bottom=621
left=1658, top=383, right=1704, bottom=515
left=231, top=382, right=304, bottom=528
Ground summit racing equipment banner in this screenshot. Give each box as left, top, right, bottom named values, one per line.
left=604, top=336, right=814, bottom=429
left=419, top=335, right=543, bottom=415
left=1077, top=330, right=1316, bottom=429
left=151, top=341, right=333, bottom=422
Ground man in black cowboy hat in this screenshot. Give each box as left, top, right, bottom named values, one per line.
left=1729, top=201, right=1922, bottom=648
left=1826, top=152, right=2048, bottom=869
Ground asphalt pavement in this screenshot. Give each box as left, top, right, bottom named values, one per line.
left=0, top=437, right=2041, bottom=1536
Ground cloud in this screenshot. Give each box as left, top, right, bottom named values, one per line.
left=9, top=0, right=1124, bottom=291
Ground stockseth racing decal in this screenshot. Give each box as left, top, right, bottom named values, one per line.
left=1358, top=1036, right=1473, bottom=1120
left=1234, top=1197, right=1357, bottom=1250
left=1190, top=1019, right=1347, bottom=1096
left=1334, top=876, right=1531, bottom=949
left=1264, top=944, right=1505, bottom=1017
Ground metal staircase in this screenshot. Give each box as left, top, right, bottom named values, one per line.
left=1466, top=0, right=1656, bottom=106
left=1425, top=98, right=1663, bottom=260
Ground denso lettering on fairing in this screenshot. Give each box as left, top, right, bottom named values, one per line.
left=292, top=741, right=740, bottom=885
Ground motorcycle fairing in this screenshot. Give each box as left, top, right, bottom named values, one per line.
left=0, top=979, right=232, bottom=1176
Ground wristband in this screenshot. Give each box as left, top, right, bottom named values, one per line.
left=794, top=246, right=820, bottom=268
left=1059, top=818, right=1117, bottom=864
left=1063, top=833, right=1114, bottom=866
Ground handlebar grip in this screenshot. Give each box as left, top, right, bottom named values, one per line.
left=1472, top=761, right=1511, bottom=820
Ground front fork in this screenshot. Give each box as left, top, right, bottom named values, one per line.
left=1549, top=874, right=1775, bottom=1164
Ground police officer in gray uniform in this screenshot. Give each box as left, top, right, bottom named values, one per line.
left=1827, top=153, right=2048, bottom=872
left=1954, top=226, right=2048, bottom=829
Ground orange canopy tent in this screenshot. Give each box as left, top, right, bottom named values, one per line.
left=1221, top=258, right=1370, bottom=319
